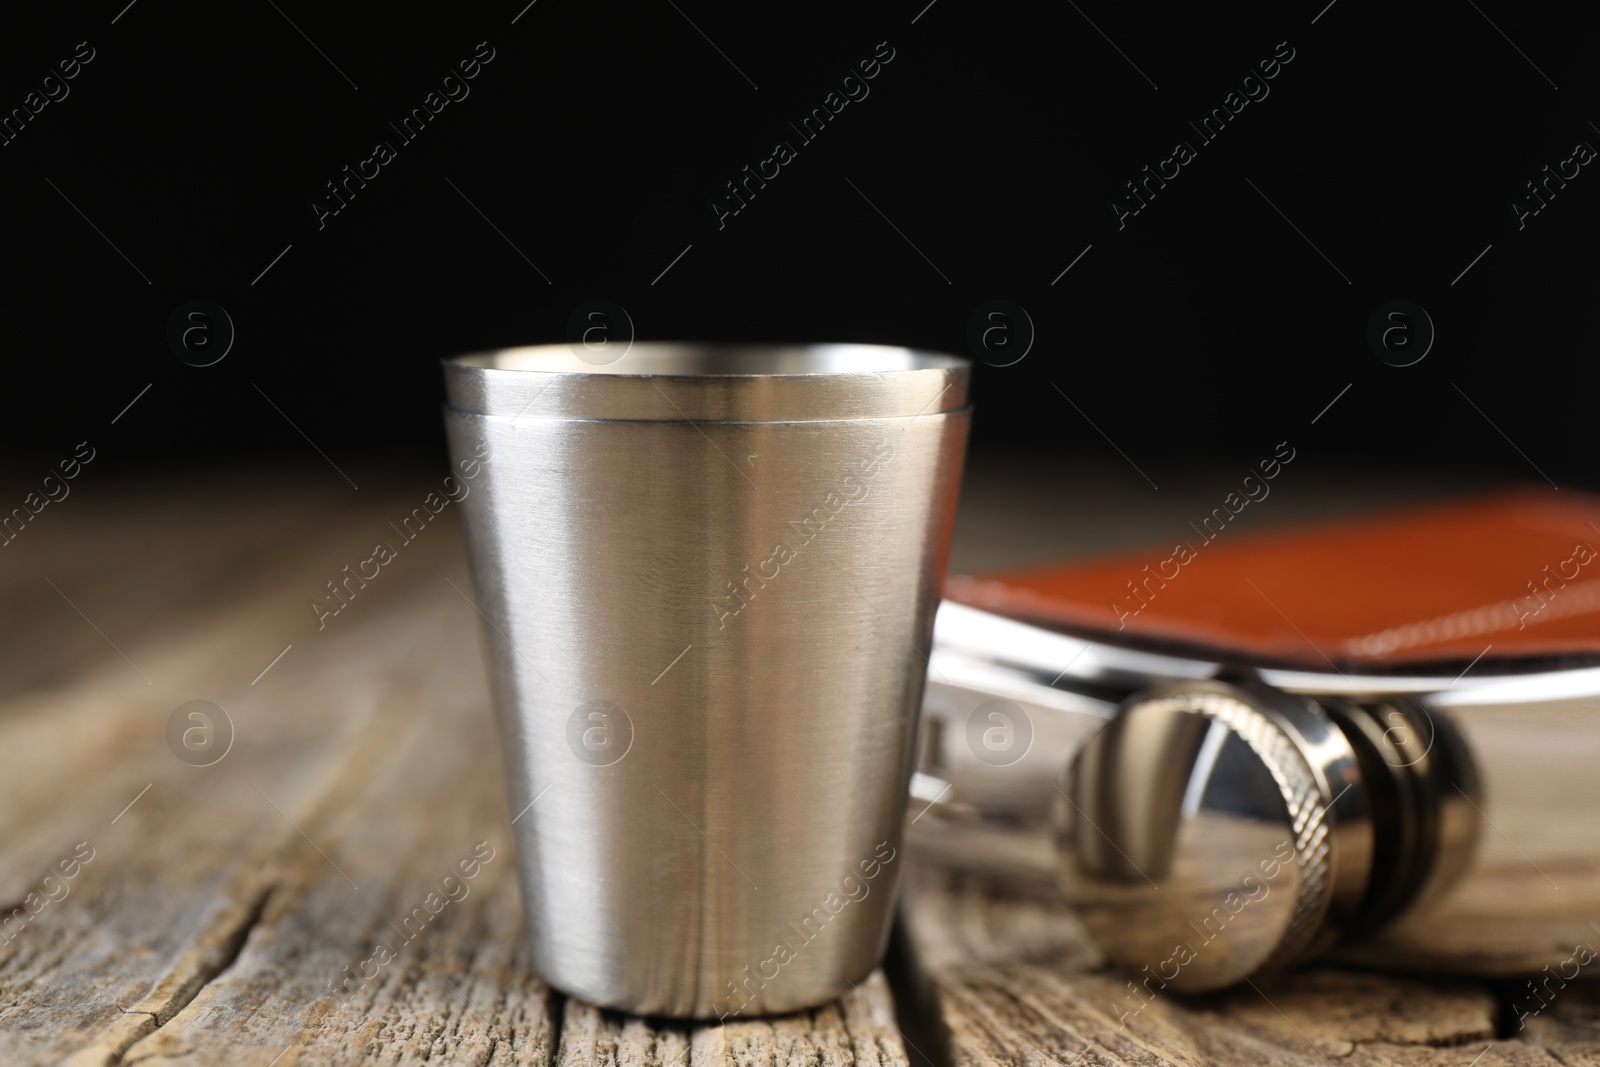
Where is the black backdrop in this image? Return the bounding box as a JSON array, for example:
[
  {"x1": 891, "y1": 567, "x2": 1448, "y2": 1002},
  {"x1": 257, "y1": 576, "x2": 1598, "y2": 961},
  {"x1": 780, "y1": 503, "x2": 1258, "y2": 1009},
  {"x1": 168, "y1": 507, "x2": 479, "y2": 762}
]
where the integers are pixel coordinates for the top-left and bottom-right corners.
[{"x1": 2, "y1": 0, "x2": 1594, "y2": 487}]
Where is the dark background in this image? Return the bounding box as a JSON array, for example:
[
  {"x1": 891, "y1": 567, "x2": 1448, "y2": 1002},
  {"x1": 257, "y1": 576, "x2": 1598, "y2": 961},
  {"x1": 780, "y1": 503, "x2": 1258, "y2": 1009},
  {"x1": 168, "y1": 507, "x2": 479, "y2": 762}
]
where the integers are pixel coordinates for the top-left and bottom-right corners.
[{"x1": 1, "y1": 0, "x2": 1593, "y2": 490}]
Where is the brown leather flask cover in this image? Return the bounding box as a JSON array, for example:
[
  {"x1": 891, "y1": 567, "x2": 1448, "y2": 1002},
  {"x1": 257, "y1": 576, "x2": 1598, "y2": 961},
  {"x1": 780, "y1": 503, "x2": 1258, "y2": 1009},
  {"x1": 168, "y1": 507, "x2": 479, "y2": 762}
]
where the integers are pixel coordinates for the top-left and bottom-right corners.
[{"x1": 946, "y1": 489, "x2": 1600, "y2": 670}]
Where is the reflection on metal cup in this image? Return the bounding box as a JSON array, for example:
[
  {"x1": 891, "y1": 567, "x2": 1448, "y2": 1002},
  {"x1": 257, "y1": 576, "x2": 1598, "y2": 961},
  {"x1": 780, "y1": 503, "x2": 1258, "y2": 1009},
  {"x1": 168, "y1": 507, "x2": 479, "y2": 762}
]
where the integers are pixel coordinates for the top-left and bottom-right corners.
[{"x1": 441, "y1": 343, "x2": 970, "y2": 1018}]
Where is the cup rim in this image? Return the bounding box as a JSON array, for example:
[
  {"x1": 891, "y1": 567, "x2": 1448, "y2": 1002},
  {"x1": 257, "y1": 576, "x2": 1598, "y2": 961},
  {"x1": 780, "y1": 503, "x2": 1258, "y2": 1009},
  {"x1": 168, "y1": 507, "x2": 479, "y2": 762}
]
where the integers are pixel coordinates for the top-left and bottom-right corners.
[
  {"x1": 444, "y1": 342, "x2": 968, "y2": 377},
  {"x1": 442, "y1": 342, "x2": 971, "y2": 422}
]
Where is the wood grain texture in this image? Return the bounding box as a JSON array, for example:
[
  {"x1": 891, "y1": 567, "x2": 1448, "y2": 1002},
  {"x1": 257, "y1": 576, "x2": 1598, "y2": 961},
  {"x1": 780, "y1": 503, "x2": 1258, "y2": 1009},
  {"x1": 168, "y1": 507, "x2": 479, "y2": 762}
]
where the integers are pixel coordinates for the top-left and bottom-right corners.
[
  {"x1": 4, "y1": 471, "x2": 1598, "y2": 1066},
  {"x1": 0, "y1": 479, "x2": 906, "y2": 1067},
  {"x1": 899, "y1": 858, "x2": 1600, "y2": 1067},
  {"x1": 555, "y1": 971, "x2": 907, "y2": 1067}
]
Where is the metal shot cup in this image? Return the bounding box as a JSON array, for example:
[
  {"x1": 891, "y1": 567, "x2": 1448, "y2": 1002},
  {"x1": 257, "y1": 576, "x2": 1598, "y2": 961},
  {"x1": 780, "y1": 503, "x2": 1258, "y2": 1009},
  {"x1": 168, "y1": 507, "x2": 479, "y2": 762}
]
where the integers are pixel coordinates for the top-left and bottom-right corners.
[{"x1": 441, "y1": 343, "x2": 970, "y2": 1018}]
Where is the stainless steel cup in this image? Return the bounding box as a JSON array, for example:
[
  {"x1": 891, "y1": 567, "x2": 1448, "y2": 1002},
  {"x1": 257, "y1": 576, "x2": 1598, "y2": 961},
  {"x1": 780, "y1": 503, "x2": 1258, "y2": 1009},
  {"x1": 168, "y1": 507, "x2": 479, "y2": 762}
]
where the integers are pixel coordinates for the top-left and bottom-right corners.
[{"x1": 441, "y1": 343, "x2": 970, "y2": 1018}]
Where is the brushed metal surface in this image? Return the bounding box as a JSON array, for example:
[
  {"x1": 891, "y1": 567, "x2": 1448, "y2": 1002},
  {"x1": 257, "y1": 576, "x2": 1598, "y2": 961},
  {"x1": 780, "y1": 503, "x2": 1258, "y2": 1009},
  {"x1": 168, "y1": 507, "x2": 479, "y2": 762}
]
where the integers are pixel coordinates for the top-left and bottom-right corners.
[{"x1": 442, "y1": 343, "x2": 969, "y2": 1018}]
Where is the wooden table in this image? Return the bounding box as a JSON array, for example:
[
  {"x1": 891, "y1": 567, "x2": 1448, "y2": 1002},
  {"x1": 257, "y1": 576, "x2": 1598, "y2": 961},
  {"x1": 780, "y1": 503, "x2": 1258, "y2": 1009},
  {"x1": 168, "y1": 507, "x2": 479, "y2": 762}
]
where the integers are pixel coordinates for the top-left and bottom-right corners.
[{"x1": 2, "y1": 460, "x2": 1591, "y2": 1066}]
